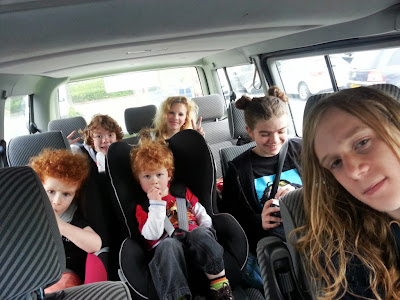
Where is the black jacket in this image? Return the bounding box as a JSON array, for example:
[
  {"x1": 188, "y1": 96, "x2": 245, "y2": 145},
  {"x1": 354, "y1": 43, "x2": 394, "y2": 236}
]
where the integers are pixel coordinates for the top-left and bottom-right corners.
[{"x1": 221, "y1": 138, "x2": 302, "y2": 252}]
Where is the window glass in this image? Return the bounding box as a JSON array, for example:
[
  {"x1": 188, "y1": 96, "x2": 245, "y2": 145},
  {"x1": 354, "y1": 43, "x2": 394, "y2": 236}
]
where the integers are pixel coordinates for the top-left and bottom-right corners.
[
  {"x1": 4, "y1": 95, "x2": 29, "y2": 142},
  {"x1": 58, "y1": 67, "x2": 203, "y2": 133},
  {"x1": 217, "y1": 64, "x2": 264, "y2": 102},
  {"x1": 274, "y1": 54, "x2": 351, "y2": 135},
  {"x1": 348, "y1": 47, "x2": 400, "y2": 88}
]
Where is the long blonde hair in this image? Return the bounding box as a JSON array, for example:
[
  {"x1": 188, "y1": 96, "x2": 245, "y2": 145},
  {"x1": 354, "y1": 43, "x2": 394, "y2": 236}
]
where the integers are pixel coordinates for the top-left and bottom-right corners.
[
  {"x1": 152, "y1": 96, "x2": 198, "y2": 139},
  {"x1": 297, "y1": 87, "x2": 400, "y2": 300}
]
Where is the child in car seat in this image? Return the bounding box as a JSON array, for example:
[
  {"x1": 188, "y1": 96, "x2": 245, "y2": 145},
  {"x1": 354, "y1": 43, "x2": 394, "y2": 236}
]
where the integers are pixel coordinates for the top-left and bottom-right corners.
[
  {"x1": 221, "y1": 86, "x2": 302, "y2": 291},
  {"x1": 30, "y1": 149, "x2": 103, "y2": 292},
  {"x1": 71, "y1": 114, "x2": 124, "y2": 172},
  {"x1": 139, "y1": 96, "x2": 204, "y2": 141},
  {"x1": 130, "y1": 139, "x2": 233, "y2": 300}
]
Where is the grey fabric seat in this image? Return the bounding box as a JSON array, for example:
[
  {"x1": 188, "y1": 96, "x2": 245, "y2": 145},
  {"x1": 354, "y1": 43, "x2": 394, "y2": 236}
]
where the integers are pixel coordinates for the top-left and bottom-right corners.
[
  {"x1": 7, "y1": 131, "x2": 70, "y2": 166},
  {"x1": 192, "y1": 94, "x2": 234, "y2": 178},
  {"x1": 123, "y1": 105, "x2": 157, "y2": 145},
  {"x1": 228, "y1": 101, "x2": 250, "y2": 143},
  {"x1": 219, "y1": 141, "x2": 256, "y2": 178},
  {"x1": 0, "y1": 166, "x2": 131, "y2": 300},
  {"x1": 48, "y1": 116, "x2": 87, "y2": 145}
]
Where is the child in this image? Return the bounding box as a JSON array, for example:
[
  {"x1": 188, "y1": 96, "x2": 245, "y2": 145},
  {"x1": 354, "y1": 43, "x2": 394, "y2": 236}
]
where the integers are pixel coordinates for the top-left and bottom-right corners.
[
  {"x1": 298, "y1": 86, "x2": 400, "y2": 299},
  {"x1": 72, "y1": 114, "x2": 124, "y2": 172},
  {"x1": 30, "y1": 149, "x2": 103, "y2": 291},
  {"x1": 222, "y1": 86, "x2": 302, "y2": 290},
  {"x1": 130, "y1": 139, "x2": 233, "y2": 300},
  {"x1": 139, "y1": 96, "x2": 204, "y2": 141}
]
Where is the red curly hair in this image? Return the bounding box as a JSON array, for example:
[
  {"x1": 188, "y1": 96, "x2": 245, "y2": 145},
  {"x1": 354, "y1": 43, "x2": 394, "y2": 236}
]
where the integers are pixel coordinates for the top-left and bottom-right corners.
[
  {"x1": 30, "y1": 149, "x2": 89, "y2": 190},
  {"x1": 130, "y1": 139, "x2": 174, "y2": 182},
  {"x1": 81, "y1": 114, "x2": 124, "y2": 147}
]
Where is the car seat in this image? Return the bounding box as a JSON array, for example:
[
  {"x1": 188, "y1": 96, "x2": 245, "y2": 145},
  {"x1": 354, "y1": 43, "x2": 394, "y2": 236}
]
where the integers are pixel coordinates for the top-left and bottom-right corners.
[
  {"x1": 106, "y1": 129, "x2": 251, "y2": 299},
  {"x1": 6, "y1": 130, "x2": 114, "y2": 281},
  {"x1": 7, "y1": 131, "x2": 70, "y2": 166},
  {"x1": 0, "y1": 166, "x2": 132, "y2": 300},
  {"x1": 219, "y1": 141, "x2": 257, "y2": 179},
  {"x1": 227, "y1": 100, "x2": 251, "y2": 145},
  {"x1": 123, "y1": 105, "x2": 157, "y2": 145},
  {"x1": 191, "y1": 94, "x2": 235, "y2": 179},
  {"x1": 48, "y1": 116, "x2": 87, "y2": 145}
]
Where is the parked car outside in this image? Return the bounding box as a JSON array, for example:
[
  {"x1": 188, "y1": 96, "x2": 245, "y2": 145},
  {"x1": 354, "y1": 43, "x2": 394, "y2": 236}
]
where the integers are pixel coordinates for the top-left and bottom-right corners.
[
  {"x1": 348, "y1": 48, "x2": 400, "y2": 88},
  {"x1": 278, "y1": 55, "x2": 350, "y2": 100}
]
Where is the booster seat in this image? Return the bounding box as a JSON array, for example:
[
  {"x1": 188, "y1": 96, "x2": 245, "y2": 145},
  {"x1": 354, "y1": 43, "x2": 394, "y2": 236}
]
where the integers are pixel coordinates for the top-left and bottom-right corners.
[{"x1": 106, "y1": 129, "x2": 249, "y2": 299}]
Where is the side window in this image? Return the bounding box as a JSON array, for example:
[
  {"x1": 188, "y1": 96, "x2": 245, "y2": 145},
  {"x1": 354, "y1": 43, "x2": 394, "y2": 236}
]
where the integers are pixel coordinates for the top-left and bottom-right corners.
[
  {"x1": 4, "y1": 95, "x2": 29, "y2": 142},
  {"x1": 217, "y1": 64, "x2": 263, "y2": 103},
  {"x1": 272, "y1": 54, "x2": 351, "y2": 135},
  {"x1": 58, "y1": 67, "x2": 203, "y2": 133},
  {"x1": 387, "y1": 49, "x2": 400, "y2": 66}
]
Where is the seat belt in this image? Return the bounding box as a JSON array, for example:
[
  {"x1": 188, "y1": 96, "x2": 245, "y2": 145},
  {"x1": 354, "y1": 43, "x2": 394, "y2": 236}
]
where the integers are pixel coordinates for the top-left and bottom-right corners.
[
  {"x1": 0, "y1": 139, "x2": 8, "y2": 168},
  {"x1": 260, "y1": 140, "x2": 289, "y2": 206},
  {"x1": 164, "y1": 183, "x2": 189, "y2": 236}
]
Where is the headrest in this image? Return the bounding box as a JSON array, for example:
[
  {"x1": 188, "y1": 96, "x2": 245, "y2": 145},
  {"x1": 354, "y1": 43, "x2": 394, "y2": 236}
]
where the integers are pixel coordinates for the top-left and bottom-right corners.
[
  {"x1": 192, "y1": 94, "x2": 225, "y2": 121},
  {"x1": 7, "y1": 131, "x2": 70, "y2": 167},
  {"x1": 48, "y1": 116, "x2": 87, "y2": 144},
  {"x1": 124, "y1": 105, "x2": 157, "y2": 134},
  {"x1": 228, "y1": 102, "x2": 249, "y2": 139},
  {"x1": 303, "y1": 84, "x2": 400, "y2": 123},
  {"x1": 0, "y1": 167, "x2": 65, "y2": 300}
]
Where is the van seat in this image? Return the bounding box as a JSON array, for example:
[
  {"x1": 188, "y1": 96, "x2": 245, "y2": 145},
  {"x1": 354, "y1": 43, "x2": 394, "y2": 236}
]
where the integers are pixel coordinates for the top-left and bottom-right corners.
[
  {"x1": 7, "y1": 131, "x2": 70, "y2": 166},
  {"x1": 48, "y1": 116, "x2": 87, "y2": 145},
  {"x1": 123, "y1": 105, "x2": 157, "y2": 145},
  {"x1": 192, "y1": 94, "x2": 234, "y2": 178}
]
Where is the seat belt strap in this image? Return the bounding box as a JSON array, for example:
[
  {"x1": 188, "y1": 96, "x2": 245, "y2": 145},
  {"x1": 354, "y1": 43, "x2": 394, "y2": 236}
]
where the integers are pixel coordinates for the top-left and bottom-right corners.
[
  {"x1": 164, "y1": 196, "x2": 190, "y2": 236},
  {"x1": 176, "y1": 197, "x2": 189, "y2": 231}
]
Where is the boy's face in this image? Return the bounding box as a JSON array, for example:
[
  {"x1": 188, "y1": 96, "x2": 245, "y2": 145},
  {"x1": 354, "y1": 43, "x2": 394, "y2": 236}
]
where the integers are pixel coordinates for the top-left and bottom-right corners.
[
  {"x1": 92, "y1": 127, "x2": 117, "y2": 155},
  {"x1": 42, "y1": 176, "x2": 79, "y2": 215},
  {"x1": 138, "y1": 167, "x2": 171, "y2": 198}
]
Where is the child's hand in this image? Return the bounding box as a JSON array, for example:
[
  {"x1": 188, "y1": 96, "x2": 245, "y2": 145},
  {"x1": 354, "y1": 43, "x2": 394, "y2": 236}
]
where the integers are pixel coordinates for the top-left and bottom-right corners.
[
  {"x1": 66, "y1": 130, "x2": 81, "y2": 144},
  {"x1": 274, "y1": 184, "x2": 295, "y2": 199},
  {"x1": 261, "y1": 199, "x2": 282, "y2": 230},
  {"x1": 53, "y1": 211, "x2": 65, "y2": 231},
  {"x1": 147, "y1": 186, "x2": 162, "y2": 201}
]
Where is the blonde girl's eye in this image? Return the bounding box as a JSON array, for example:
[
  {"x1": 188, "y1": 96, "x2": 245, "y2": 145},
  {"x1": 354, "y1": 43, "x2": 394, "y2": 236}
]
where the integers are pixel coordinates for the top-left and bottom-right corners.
[
  {"x1": 330, "y1": 158, "x2": 342, "y2": 170},
  {"x1": 355, "y1": 139, "x2": 369, "y2": 150}
]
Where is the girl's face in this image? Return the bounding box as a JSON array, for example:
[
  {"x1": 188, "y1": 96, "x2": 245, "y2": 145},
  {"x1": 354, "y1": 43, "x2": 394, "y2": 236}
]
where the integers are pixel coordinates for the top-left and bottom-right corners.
[
  {"x1": 92, "y1": 127, "x2": 117, "y2": 155},
  {"x1": 43, "y1": 176, "x2": 79, "y2": 215},
  {"x1": 166, "y1": 103, "x2": 187, "y2": 137},
  {"x1": 247, "y1": 115, "x2": 288, "y2": 157},
  {"x1": 314, "y1": 107, "x2": 400, "y2": 220}
]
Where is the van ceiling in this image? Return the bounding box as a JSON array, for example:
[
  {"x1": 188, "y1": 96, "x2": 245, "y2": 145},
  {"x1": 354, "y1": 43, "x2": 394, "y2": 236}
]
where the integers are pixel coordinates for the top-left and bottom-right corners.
[{"x1": 1, "y1": 0, "x2": 399, "y2": 79}]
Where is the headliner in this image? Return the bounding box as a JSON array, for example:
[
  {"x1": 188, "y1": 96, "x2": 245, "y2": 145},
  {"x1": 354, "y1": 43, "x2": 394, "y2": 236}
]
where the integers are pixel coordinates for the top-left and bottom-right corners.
[{"x1": 0, "y1": 0, "x2": 399, "y2": 79}]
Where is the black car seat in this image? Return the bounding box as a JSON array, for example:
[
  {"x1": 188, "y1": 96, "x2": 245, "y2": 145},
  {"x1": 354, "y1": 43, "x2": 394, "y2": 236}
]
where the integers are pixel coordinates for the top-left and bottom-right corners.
[
  {"x1": 0, "y1": 166, "x2": 132, "y2": 300},
  {"x1": 6, "y1": 131, "x2": 114, "y2": 280},
  {"x1": 106, "y1": 129, "x2": 251, "y2": 299},
  {"x1": 123, "y1": 105, "x2": 157, "y2": 145},
  {"x1": 48, "y1": 116, "x2": 87, "y2": 145}
]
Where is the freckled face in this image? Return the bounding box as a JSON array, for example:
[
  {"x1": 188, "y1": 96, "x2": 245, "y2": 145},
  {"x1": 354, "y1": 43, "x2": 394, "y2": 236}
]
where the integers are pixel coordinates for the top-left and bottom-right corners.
[
  {"x1": 314, "y1": 108, "x2": 400, "y2": 220},
  {"x1": 166, "y1": 103, "x2": 187, "y2": 137},
  {"x1": 42, "y1": 176, "x2": 79, "y2": 215},
  {"x1": 247, "y1": 115, "x2": 288, "y2": 157}
]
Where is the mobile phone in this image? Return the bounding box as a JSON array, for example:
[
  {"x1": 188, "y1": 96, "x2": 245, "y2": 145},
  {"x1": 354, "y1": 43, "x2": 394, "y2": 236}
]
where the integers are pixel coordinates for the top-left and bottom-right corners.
[{"x1": 270, "y1": 199, "x2": 281, "y2": 218}]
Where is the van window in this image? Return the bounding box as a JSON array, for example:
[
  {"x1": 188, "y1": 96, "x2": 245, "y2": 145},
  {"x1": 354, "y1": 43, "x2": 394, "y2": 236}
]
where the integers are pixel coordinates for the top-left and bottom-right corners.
[
  {"x1": 58, "y1": 67, "x2": 203, "y2": 133},
  {"x1": 348, "y1": 47, "x2": 400, "y2": 88},
  {"x1": 272, "y1": 54, "x2": 351, "y2": 135},
  {"x1": 217, "y1": 64, "x2": 263, "y2": 102},
  {"x1": 4, "y1": 95, "x2": 29, "y2": 142}
]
